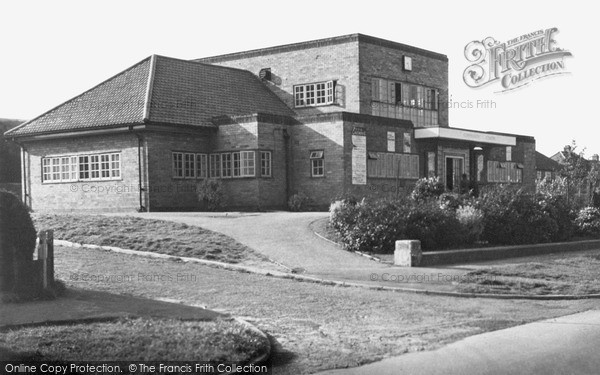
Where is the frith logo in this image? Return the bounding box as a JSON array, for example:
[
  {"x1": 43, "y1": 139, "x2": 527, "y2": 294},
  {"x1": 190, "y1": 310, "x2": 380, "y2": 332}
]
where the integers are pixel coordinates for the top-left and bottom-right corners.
[{"x1": 463, "y1": 27, "x2": 572, "y2": 92}]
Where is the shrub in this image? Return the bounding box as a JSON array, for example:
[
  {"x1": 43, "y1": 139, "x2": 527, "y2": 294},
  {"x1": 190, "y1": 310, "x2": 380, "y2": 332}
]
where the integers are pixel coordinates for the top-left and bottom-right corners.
[
  {"x1": 574, "y1": 207, "x2": 600, "y2": 236},
  {"x1": 0, "y1": 190, "x2": 37, "y2": 295},
  {"x1": 456, "y1": 205, "x2": 484, "y2": 244},
  {"x1": 330, "y1": 197, "x2": 467, "y2": 253},
  {"x1": 329, "y1": 199, "x2": 358, "y2": 237},
  {"x1": 197, "y1": 179, "x2": 224, "y2": 211},
  {"x1": 538, "y1": 194, "x2": 575, "y2": 242},
  {"x1": 404, "y1": 200, "x2": 465, "y2": 250},
  {"x1": 438, "y1": 193, "x2": 460, "y2": 211},
  {"x1": 479, "y1": 187, "x2": 557, "y2": 245},
  {"x1": 331, "y1": 192, "x2": 359, "y2": 206},
  {"x1": 288, "y1": 193, "x2": 310, "y2": 212},
  {"x1": 411, "y1": 177, "x2": 444, "y2": 202},
  {"x1": 342, "y1": 198, "x2": 410, "y2": 253}
]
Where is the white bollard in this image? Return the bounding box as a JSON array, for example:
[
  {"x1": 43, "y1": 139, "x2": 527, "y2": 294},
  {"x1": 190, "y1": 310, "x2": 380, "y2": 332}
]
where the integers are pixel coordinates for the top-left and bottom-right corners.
[{"x1": 394, "y1": 240, "x2": 422, "y2": 267}]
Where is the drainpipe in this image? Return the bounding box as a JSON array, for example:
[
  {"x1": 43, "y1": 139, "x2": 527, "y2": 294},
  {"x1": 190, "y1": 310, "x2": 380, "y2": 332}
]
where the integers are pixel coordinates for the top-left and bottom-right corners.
[
  {"x1": 283, "y1": 129, "x2": 291, "y2": 203},
  {"x1": 129, "y1": 127, "x2": 146, "y2": 212},
  {"x1": 10, "y1": 137, "x2": 28, "y2": 207}
]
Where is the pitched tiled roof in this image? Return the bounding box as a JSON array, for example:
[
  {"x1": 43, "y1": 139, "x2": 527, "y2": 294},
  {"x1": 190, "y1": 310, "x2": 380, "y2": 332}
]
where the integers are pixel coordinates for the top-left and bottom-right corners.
[
  {"x1": 7, "y1": 58, "x2": 152, "y2": 137},
  {"x1": 6, "y1": 55, "x2": 294, "y2": 137},
  {"x1": 147, "y1": 56, "x2": 295, "y2": 126},
  {"x1": 536, "y1": 151, "x2": 561, "y2": 171}
]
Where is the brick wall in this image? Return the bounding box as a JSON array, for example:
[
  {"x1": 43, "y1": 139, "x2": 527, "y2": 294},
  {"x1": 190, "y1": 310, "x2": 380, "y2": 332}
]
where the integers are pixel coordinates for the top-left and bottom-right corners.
[
  {"x1": 197, "y1": 40, "x2": 361, "y2": 115},
  {"x1": 257, "y1": 122, "x2": 288, "y2": 208},
  {"x1": 521, "y1": 139, "x2": 537, "y2": 190},
  {"x1": 359, "y1": 42, "x2": 449, "y2": 126},
  {"x1": 23, "y1": 133, "x2": 141, "y2": 212},
  {"x1": 290, "y1": 118, "x2": 345, "y2": 206},
  {"x1": 343, "y1": 117, "x2": 417, "y2": 201},
  {"x1": 290, "y1": 113, "x2": 418, "y2": 206},
  {"x1": 145, "y1": 130, "x2": 211, "y2": 211}
]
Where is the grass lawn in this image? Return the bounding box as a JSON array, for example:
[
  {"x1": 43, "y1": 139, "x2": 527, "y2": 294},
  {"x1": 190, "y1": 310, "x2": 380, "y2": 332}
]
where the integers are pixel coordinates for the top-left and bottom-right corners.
[
  {"x1": 457, "y1": 251, "x2": 600, "y2": 295},
  {"x1": 51, "y1": 245, "x2": 600, "y2": 374},
  {"x1": 32, "y1": 213, "x2": 275, "y2": 266},
  {"x1": 0, "y1": 317, "x2": 268, "y2": 363}
]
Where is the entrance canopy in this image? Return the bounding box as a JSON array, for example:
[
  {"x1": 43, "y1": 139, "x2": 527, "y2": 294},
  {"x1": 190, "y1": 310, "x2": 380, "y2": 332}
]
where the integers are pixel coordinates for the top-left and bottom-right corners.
[{"x1": 414, "y1": 127, "x2": 516, "y2": 146}]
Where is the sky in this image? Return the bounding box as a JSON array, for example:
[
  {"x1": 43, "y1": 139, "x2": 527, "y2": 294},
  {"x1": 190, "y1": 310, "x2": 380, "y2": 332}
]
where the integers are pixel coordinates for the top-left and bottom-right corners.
[{"x1": 0, "y1": 0, "x2": 597, "y2": 156}]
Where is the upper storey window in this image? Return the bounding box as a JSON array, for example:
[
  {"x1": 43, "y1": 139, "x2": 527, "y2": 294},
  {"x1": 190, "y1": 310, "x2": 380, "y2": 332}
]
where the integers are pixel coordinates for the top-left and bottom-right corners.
[
  {"x1": 372, "y1": 78, "x2": 439, "y2": 127},
  {"x1": 294, "y1": 81, "x2": 335, "y2": 108}
]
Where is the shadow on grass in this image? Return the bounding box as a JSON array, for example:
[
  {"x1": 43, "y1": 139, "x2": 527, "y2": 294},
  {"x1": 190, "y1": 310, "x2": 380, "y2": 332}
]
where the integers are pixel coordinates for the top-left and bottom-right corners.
[{"x1": 267, "y1": 333, "x2": 298, "y2": 369}]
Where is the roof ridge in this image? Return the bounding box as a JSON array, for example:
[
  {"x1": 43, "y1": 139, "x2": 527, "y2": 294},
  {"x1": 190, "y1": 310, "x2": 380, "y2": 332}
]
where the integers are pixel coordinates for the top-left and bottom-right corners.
[
  {"x1": 153, "y1": 54, "x2": 266, "y2": 76},
  {"x1": 142, "y1": 55, "x2": 158, "y2": 122},
  {"x1": 5, "y1": 56, "x2": 152, "y2": 137}
]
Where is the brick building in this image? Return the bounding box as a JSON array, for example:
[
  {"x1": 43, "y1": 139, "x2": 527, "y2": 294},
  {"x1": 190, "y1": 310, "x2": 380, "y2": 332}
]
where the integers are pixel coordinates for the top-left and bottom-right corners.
[{"x1": 4, "y1": 34, "x2": 536, "y2": 211}]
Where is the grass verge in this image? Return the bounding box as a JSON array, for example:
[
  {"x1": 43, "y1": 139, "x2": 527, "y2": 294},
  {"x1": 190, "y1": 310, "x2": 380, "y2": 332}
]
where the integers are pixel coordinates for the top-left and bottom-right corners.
[
  {"x1": 51, "y1": 245, "x2": 600, "y2": 374},
  {"x1": 0, "y1": 317, "x2": 268, "y2": 363},
  {"x1": 32, "y1": 214, "x2": 270, "y2": 265},
  {"x1": 457, "y1": 252, "x2": 600, "y2": 295}
]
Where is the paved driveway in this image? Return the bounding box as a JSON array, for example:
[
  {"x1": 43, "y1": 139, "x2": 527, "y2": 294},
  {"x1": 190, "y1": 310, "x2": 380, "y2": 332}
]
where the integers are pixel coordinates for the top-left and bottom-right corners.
[
  {"x1": 114, "y1": 211, "x2": 468, "y2": 290},
  {"x1": 317, "y1": 309, "x2": 600, "y2": 375}
]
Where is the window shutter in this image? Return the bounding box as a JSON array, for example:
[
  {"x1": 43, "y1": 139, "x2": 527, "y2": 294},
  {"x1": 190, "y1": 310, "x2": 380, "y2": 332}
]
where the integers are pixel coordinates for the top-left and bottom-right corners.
[
  {"x1": 372, "y1": 79, "x2": 380, "y2": 101},
  {"x1": 326, "y1": 81, "x2": 335, "y2": 104},
  {"x1": 385, "y1": 153, "x2": 394, "y2": 177}
]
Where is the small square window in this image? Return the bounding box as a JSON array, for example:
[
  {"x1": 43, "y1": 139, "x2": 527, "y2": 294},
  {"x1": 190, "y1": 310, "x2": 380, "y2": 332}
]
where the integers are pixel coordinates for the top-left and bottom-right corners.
[{"x1": 310, "y1": 151, "x2": 324, "y2": 159}]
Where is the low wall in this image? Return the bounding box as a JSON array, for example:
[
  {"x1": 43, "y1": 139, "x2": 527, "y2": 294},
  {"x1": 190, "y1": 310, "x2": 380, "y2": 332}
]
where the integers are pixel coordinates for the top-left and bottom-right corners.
[{"x1": 420, "y1": 239, "x2": 600, "y2": 266}]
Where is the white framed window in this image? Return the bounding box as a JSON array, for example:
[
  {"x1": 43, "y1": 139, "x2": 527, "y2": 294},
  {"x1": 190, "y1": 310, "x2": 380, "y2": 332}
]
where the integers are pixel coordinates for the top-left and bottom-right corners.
[
  {"x1": 241, "y1": 151, "x2": 255, "y2": 177},
  {"x1": 183, "y1": 153, "x2": 196, "y2": 178},
  {"x1": 210, "y1": 154, "x2": 221, "y2": 178},
  {"x1": 261, "y1": 151, "x2": 272, "y2": 177},
  {"x1": 221, "y1": 153, "x2": 232, "y2": 178},
  {"x1": 232, "y1": 152, "x2": 241, "y2": 177},
  {"x1": 310, "y1": 150, "x2": 324, "y2": 177},
  {"x1": 79, "y1": 156, "x2": 90, "y2": 180},
  {"x1": 90, "y1": 155, "x2": 100, "y2": 179},
  {"x1": 294, "y1": 81, "x2": 335, "y2": 108},
  {"x1": 172, "y1": 152, "x2": 184, "y2": 178},
  {"x1": 43, "y1": 152, "x2": 120, "y2": 183},
  {"x1": 196, "y1": 154, "x2": 208, "y2": 179},
  {"x1": 110, "y1": 154, "x2": 120, "y2": 178}
]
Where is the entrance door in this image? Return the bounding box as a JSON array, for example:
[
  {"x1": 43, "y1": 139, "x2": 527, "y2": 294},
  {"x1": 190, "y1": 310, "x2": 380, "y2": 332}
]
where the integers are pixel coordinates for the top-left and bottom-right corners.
[{"x1": 445, "y1": 157, "x2": 464, "y2": 192}]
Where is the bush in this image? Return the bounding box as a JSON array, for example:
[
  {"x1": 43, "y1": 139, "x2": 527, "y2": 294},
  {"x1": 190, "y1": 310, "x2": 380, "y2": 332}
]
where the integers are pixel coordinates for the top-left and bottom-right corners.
[
  {"x1": 479, "y1": 187, "x2": 557, "y2": 245},
  {"x1": 341, "y1": 198, "x2": 410, "y2": 253},
  {"x1": 538, "y1": 194, "x2": 575, "y2": 241},
  {"x1": 329, "y1": 199, "x2": 358, "y2": 238},
  {"x1": 288, "y1": 193, "x2": 310, "y2": 212},
  {"x1": 411, "y1": 177, "x2": 444, "y2": 202},
  {"x1": 574, "y1": 207, "x2": 600, "y2": 235},
  {"x1": 197, "y1": 179, "x2": 224, "y2": 211},
  {"x1": 330, "y1": 197, "x2": 467, "y2": 253},
  {"x1": 404, "y1": 200, "x2": 465, "y2": 250},
  {"x1": 0, "y1": 190, "x2": 37, "y2": 295},
  {"x1": 456, "y1": 205, "x2": 484, "y2": 244}
]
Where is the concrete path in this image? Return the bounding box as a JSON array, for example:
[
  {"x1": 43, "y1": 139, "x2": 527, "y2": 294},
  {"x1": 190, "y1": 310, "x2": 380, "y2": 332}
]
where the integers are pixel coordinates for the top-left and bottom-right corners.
[
  {"x1": 317, "y1": 309, "x2": 600, "y2": 375},
  {"x1": 116, "y1": 212, "x2": 470, "y2": 291}
]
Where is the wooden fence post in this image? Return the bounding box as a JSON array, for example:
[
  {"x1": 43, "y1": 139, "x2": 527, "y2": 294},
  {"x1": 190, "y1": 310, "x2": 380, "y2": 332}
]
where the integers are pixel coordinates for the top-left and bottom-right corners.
[{"x1": 37, "y1": 230, "x2": 54, "y2": 289}]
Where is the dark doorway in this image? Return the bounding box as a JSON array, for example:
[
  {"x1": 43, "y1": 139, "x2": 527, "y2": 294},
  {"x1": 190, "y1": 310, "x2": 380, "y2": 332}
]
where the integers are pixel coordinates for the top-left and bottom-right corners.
[{"x1": 445, "y1": 157, "x2": 463, "y2": 192}]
